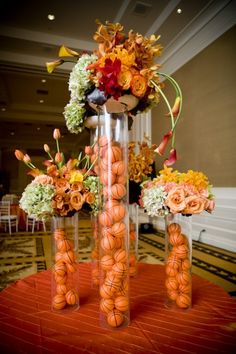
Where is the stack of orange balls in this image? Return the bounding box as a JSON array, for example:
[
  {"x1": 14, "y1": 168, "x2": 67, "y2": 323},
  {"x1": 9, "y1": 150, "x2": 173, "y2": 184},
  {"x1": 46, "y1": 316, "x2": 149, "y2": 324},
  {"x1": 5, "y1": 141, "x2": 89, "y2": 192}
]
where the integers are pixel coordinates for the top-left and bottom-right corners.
[
  {"x1": 52, "y1": 228, "x2": 79, "y2": 310},
  {"x1": 165, "y1": 222, "x2": 191, "y2": 309},
  {"x1": 96, "y1": 135, "x2": 130, "y2": 328},
  {"x1": 91, "y1": 217, "x2": 100, "y2": 287},
  {"x1": 129, "y1": 222, "x2": 138, "y2": 277}
]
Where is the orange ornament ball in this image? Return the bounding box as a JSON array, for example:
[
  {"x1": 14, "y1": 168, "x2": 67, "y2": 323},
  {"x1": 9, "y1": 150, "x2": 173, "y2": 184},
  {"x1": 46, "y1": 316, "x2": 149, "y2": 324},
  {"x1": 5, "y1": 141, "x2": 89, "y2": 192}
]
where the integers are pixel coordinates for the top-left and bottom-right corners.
[
  {"x1": 100, "y1": 171, "x2": 116, "y2": 186},
  {"x1": 98, "y1": 135, "x2": 110, "y2": 147},
  {"x1": 66, "y1": 262, "x2": 77, "y2": 273},
  {"x1": 167, "y1": 289, "x2": 179, "y2": 301},
  {"x1": 112, "y1": 161, "x2": 126, "y2": 176},
  {"x1": 129, "y1": 254, "x2": 137, "y2": 266},
  {"x1": 105, "y1": 273, "x2": 121, "y2": 291},
  {"x1": 114, "y1": 295, "x2": 129, "y2": 312},
  {"x1": 63, "y1": 250, "x2": 75, "y2": 264},
  {"x1": 166, "y1": 255, "x2": 181, "y2": 270},
  {"x1": 65, "y1": 289, "x2": 79, "y2": 305},
  {"x1": 181, "y1": 258, "x2": 191, "y2": 271},
  {"x1": 176, "y1": 271, "x2": 191, "y2": 286},
  {"x1": 101, "y1": 235, "x2": 117, "y2": 252},
  {"x1": 107, "y1": 309, "x2": 124, "y2": 328},
  {"x1": 52, "y1": 294, "x2": 66, "y2": 310},
  {"x1": 129, "y1": 266, "x2": 137, "y2": 276},
  {"x1": 111, "y1": 183, "x2": 126, "y2": 200},
  {"x1": 173, "y1": 244, "x2": 189, "y2": 259},
  {"x1": 56, "y1": 284, "x2": 68, "y2": 295},
  {"x1": 110, "y1": 205, "x2": 126, "y2": 223},
  {"x1": 100, "y1": 283, "x2": 116, "y2": 299},
  {"x1": 116, "y1": 175, "x2": 126, "y2": 185},
  {"x1": 92, "y1": 267, "x2": 100, "y2": 286},
  {"x1": 176, "y1": 293, "x2": 191, "y2": 309},
  {"x1": 54, "y1": 263, "x2": 67, "y2": 277},
  {"x1": 99, "y1": 211, "x2": 113, "y2": 227},
  {"x1": 167, "y1": 223, "x2": 181, "y2": 235},
  {"x1": 115, "y1": 237, "x2": 123, "y2": 249},
  {"x1": 100, "y1": 298, "x2": 115, "y2": 314},
  {"x1": 54, "y1": 229, "x2": 66, "y2": 241},
  {"x1": 111, "y1": 222, "x2": 126, "y2": 238},
  {"x1": 179, "y1": 283, "x2": 191, "y2": 294},
  {"x1": 113, "y1": 249, "x2": 127, "y2": 263},
  {"x1": 57, "y1": 239, "x2": 73, "y2": 253},
  {"x1": 117, "y1": 280, "x2": 128, "y2": 296},
  {"x1": 101, "y1": 226, "x2": 113, "y2": 238},
  {"x1": 130, "y1": 230, "x2": 136, "y2": 241},
  {"x1": 55, "y1": 252, "x2": 64, "y2": 264},
  {"x1": 165, "y1": 264, "x2": 178, "y2": 277},
  {"x1": 91, "y1": 249, "x2": 99, "y2": 260},
  {"x1": 112, "y1": 262, "x2": 127, "y2": 278},
  {"x1": 169, "y1": 232, "x2": 185, "y2": 246},
  {"x1": 105, "y1": 146, "x2": 122, "y2": 163},
  {"x1": 105, "y1": 199, "x2": 120, "y2": 210},
  {"x1": 165, "y1": 277, "x2": 179, "y2": 291},
  {"x1": 100, "y1": 255, "x2": 115, "y2": 271}
]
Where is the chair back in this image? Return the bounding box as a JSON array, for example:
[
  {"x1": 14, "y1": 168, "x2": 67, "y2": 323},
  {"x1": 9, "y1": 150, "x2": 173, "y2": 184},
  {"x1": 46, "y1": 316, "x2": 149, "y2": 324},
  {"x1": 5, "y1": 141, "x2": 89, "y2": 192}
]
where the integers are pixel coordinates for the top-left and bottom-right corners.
[{"x1": 0, "y1": 201, "x2": 11, "y2": 216}]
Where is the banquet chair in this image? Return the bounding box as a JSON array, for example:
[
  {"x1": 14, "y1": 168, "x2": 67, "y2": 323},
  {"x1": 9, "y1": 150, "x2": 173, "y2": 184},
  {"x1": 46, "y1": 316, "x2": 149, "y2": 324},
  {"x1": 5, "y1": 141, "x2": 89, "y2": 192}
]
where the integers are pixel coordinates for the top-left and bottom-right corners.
[
  {"x1": 0, "y1": 201, "x2": 18, "y2": 234},
  {"x1": 26, "y1": 215, "x2": 46, "y2": 233}
]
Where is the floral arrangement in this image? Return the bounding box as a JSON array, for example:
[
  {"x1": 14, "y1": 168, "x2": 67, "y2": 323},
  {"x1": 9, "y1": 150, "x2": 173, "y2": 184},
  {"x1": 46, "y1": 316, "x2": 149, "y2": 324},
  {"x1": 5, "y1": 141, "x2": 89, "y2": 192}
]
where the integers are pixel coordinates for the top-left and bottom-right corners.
[
  {"x1": 46, "y1": 20, "x2": 183, "y2": 165},
  {"x1": 140, "y1": 165, "x2": 215, "y2": 217},
  {"x1": 15, "y1": 129, "x2": 99, "y2": 220},
  {"x1": 128, "y1": 138, "x2": 157, "y2": 184}
]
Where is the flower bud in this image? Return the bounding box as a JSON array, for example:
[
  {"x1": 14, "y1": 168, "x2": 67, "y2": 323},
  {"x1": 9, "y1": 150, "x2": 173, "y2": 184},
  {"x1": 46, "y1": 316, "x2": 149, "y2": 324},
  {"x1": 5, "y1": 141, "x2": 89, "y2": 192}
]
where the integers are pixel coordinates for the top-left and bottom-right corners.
[
  {"x1": 23, "y1": 154, "x2": 31, "y2": 164},
  {"x1": 53, "y1": 129, "x2": 61, "y2": 140},
  {"x1": 55, "y1": 152, "x2": 62, "y2": 163},
  {"x1": 15, "y1": 149, "x2": 24, "y2": 161},
  {"x1": 85, "y1": 146, "x2": 93, "y2": 155},
  {"x1": 44, "y1": 144, "x2": 50, "y2": 153}
]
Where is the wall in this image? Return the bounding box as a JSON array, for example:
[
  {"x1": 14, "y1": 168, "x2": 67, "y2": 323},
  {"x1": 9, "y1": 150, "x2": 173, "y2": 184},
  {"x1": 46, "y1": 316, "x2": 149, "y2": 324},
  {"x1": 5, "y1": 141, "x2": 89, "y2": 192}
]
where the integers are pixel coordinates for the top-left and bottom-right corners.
[{"x1": 152, "y1": 25, "x2": 236, "y2": 187}]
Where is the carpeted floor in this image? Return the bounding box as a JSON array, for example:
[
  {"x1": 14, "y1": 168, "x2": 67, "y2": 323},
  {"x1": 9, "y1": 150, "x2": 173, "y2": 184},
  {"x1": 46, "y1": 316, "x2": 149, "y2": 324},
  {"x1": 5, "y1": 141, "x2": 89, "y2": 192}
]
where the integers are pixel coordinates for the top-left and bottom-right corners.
[{"x1": 0, "y1": 217, "x2": 236, "y2": 297}]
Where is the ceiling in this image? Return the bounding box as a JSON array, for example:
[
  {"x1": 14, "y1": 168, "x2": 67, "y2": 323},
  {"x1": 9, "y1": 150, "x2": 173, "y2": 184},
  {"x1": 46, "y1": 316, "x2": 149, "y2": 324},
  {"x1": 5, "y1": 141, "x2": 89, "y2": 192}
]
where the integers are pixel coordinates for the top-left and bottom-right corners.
[{"x1": 0, "y1": 0, "x2": 235, "y2": 152}]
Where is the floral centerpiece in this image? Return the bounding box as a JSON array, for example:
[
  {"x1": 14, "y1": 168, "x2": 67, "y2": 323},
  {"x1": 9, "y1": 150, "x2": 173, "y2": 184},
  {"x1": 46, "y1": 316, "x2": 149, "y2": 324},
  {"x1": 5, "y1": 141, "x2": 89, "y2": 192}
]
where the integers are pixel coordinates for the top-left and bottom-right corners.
[
  {"x1": 46, "y1": 20, "x2": 182, "y2": 165},
  {"x1": 15, "y1": 128, "x2": 98, "y2": 220},
  {"x1": 140, "y1": 165, "x2": 215, "y2": 217}
]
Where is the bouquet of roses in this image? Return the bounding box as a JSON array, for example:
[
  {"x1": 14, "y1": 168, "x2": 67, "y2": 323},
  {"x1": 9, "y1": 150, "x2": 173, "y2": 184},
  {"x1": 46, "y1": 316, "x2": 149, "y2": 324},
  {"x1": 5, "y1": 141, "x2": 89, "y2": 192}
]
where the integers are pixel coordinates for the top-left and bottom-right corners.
[
  {"x1": 140, "y1": 165, "x2": 215, "y2": 217},
  {"x1": 15, "y1": 129, "x2": 99, "y2": 220}
]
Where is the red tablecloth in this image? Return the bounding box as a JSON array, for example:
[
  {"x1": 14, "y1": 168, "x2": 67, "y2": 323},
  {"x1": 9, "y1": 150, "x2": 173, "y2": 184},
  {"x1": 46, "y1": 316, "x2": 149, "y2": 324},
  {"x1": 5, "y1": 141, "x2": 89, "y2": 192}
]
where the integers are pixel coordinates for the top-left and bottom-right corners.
[{"x1": 0, "y1": 263, "x2": 235, "y2": 354}]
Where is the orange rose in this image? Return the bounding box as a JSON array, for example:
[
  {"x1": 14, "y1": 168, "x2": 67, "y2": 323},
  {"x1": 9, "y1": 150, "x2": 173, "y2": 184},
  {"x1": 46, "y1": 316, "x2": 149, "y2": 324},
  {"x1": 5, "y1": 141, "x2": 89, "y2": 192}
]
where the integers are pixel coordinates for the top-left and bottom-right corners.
[
  {"x1": 182, "y1": 196, "x2": 207, "y2": 214},
  {"x1": 85, "y1": 192, "x2": 95, "y2": 205},
  {"x1": 71, "y1": 182, "x2": 83, "y2": 192},
  {"x1": 117, "y1": 69, "x2": 132, "y2": 90},
  {"x1": 165, "y1": 187, "x2": 186, "y2": 213},
  {"x1": 70, "y1": 191, "x2": 84, "y2": 210},
  {"x1": 52, "y1": 192, "x2": 65, "y2": 209},
  {"x1": 130, "y1": 75, "x2": 147, "y2": 97},
  {"x1": 54, "y1": 178, "x2": 70, "y2": 193}
]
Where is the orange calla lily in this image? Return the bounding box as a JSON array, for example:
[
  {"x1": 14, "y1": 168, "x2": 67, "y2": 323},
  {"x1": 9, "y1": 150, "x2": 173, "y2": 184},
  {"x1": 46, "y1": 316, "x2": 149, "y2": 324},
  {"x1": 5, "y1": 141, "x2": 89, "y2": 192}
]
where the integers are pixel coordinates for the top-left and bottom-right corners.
[
  {"x1": 166, "y1": 96, "x2": 181, "y2": 117},
  {"x1": 154, "y1": 131, "x2": 172, "y2": 156},
  {"x1": 46, "y1": 59, "x2": 64, "y2": 73},
  {"x1": 58, "y1": 45, "x2": 80, "y2": 57}
]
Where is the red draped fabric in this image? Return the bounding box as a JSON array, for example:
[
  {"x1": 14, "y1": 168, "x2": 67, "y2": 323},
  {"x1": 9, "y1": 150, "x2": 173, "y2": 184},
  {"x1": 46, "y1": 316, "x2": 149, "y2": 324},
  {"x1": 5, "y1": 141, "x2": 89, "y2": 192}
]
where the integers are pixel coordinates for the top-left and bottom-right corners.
[{"x1": 0, "y1": 263, "x2": 235, "y2": 354}]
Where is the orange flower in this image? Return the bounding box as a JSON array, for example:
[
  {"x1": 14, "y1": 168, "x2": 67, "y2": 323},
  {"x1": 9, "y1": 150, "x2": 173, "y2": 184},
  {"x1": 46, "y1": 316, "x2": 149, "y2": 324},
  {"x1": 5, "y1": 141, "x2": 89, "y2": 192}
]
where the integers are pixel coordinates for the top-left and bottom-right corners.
[
  {"x1": 182, "y1": 196, "x2": 206, "y2": 214},
  {"x1": 165, "y1": 187, "x2": 186, "y2": 214},
  {"x1": 71, "y1": 182, "x2": 83, "y2": 192},
  {"x1": 15, "y1": 149, "x2": 24, "y2": 161},
  {"x1": 54, "y1": 178, "x2": 70, "y2": 193},
  {"x1": 130, "y1": 75, "x2": 147, "y2": 97},
  {"x1": 47, "y1": 165, "x2": 59, "y2": 177},
  {"x1": 55, "y1": 152, "x2": 62, "y2": 163},
  {"x1": 34, "y1": 175, "x2": 54, "y2": 185},
  {"x1": 59, "y1": 45, "x2": 79, "y2": 57},
  {"x1": 154, "y1": 131, "x2": 172, "y2": 156},
  {"x1": 70, "y1": 191, "x2": 84, "y2": 210},
  {"x1": 85, "y1": 192, "x2": 95, "y2": 205},
  {"x1": 117, "y1": 68, "x2": 132, "y2": 90},
  {"x1": 165, "y1": 96, "x2": 181, "y2": 118},
  {"x1": 52, "y1": 192, "x2": 65, "y2": 209}
]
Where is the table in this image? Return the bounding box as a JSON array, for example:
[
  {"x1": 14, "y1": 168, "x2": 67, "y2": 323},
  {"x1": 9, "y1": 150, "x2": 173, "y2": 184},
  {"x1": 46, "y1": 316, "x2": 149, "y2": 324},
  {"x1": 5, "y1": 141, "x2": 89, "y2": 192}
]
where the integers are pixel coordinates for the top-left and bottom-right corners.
[{"x1": 0, "y1": 263, "x2": 235, "y2": 354}]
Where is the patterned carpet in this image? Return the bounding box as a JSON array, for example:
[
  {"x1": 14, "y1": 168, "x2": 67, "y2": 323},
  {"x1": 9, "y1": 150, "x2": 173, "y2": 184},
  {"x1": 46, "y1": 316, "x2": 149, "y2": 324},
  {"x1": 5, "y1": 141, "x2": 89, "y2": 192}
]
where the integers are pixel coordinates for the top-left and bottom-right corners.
[{"x1": 0, "y1": 217, "x2": 236, "y2": 297}]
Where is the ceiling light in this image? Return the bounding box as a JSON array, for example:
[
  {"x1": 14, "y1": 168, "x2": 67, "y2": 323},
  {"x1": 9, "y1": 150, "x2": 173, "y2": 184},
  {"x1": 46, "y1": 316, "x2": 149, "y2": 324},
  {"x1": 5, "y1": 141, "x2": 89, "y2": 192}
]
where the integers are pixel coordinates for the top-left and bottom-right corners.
[
  {"x1": 39, "y1": 99, "x2": 44, "y2": 103},
  {"x1": 37, "y1": 127, "x2": 41, "y2": 131},
  {"x1": 10, "y1": 131, "x2": 15, "y2": 136},
  {"x1": 177, "y1": 8, "x2": 182, "y2": 14},
  {"x1": 41, "y1": 79, "x2": 46, "y2": 83},
  {"x1": 48, "y1": 14, "x2": 55, "y2": 21},
  {"x1": 1, "y1": 107, "x2": 6, "y2": 111}
]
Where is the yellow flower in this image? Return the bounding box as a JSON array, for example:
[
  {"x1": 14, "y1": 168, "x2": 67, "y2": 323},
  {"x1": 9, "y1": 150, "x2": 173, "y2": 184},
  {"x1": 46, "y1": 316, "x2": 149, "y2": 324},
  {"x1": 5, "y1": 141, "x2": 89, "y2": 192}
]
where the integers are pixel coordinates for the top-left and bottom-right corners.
[
  {"x1": 157, "y1": 165, "x2": 179, "y2": 183},
  {"x1": 58, "y1": 45, "x2": 79, "y2": 57},
  {"x1": 117, "y1": 67, "x2": 132, "y2": 90},
  {"x1": 130, "y1": 75, "x2": 147, "y2": 97},
  {"x1": 179, "y1": 170, "x2": 209, "y2": 191},
  {"x1": 46, "y1": 59, "x2": 64, "y2": 73},
  {"x1": 69, "y1": 171, "x2": 84, "y2": 184}
]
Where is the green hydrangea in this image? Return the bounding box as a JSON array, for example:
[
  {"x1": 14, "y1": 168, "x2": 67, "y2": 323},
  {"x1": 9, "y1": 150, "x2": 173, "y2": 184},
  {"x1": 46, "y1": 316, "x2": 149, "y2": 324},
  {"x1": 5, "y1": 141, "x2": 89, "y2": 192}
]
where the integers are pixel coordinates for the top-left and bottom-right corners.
[
  {"x1": 83, "y1": 176, "x2": 99, "y2": 215},
  {"x1": 63, "y1": 101, "x2": 86, "y2": 134},
  {"x1": 19, "y1": 181, "x2": 55, "y2": 221}
]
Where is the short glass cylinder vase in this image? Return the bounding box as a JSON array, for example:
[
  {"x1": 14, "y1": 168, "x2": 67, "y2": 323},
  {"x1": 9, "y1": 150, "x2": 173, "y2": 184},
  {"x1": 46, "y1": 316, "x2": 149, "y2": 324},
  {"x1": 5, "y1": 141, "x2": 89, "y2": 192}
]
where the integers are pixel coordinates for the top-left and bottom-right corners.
[
  {"x1": 165, "y1": 213, "x2": 192, "y2": 310},
  {"x1": 90, "y1": 214, "x2": 100, "y2": 287},
  {"x1": 97, "y1": 103, "x2": 130, "y2": 330},
  {"x1": 51, "y1": 213, "x2": 80, "y2": 312}
]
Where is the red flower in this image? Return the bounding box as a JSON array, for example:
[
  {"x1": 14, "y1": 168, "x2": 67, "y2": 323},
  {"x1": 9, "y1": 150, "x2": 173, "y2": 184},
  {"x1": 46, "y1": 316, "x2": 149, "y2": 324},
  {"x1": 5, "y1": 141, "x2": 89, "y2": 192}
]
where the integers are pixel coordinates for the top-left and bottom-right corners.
[
  {"x1": 97, "y1": 58, "x2": 123, "y2": 99},
  {"x1": 164, "y1": 148, "x2": 177, "y2": 166}
]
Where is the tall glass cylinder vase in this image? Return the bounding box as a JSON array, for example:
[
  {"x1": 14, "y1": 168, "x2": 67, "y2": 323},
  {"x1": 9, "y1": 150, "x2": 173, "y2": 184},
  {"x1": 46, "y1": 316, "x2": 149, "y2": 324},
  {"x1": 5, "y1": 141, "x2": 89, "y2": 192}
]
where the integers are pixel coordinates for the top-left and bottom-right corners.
[
  {"x1": 97, "y1": 102, "x2": 130, "y2": 329},
  {"x1": 129, "y1": 203, "x2": 139, "y2": 277},
  {"x1": 51, "y1": 213, "x2": 80, "y2": 311},
  {"x1": 165, "y1": 213, "x2": 192, "y2": 310}
]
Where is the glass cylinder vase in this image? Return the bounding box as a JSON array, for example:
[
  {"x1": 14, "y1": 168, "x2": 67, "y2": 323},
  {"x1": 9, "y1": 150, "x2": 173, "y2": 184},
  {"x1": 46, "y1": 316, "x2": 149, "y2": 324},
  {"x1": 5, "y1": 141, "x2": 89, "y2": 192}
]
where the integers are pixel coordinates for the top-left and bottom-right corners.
[
  {"x1": 97, "y1": 102, "x2": 130, "y2": 329},
  {"x1": 165, "y1": 213, "x2": 192, "y2": 310},
  {"x1": 129, "y1": 203, "x2": 139, "y2": 277},
  {"x1": 51, "y1": 213, "x2": 80, "y2": 311}
]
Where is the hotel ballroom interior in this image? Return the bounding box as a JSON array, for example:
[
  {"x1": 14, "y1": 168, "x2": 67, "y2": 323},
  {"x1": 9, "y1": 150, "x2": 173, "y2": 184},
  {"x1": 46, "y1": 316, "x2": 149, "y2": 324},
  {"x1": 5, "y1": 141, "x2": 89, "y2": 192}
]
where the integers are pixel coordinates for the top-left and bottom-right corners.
[{"x1": 0, "y1": 1, "x2": 236, "y2": 353}]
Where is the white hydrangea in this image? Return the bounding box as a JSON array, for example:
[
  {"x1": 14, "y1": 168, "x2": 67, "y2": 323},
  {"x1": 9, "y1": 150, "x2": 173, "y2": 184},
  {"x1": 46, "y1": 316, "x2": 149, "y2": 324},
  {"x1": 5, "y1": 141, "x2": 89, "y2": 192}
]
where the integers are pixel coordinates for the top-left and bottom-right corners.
[
  {"x1": 20, "y1": 181, "x2": 55, "y2": 221},
  {"x1": 68, "y1": 53, "x2": 98, "y2": 102},
  {"x1": 142, "y1": 186, "x2": 168, "y2": 217}
]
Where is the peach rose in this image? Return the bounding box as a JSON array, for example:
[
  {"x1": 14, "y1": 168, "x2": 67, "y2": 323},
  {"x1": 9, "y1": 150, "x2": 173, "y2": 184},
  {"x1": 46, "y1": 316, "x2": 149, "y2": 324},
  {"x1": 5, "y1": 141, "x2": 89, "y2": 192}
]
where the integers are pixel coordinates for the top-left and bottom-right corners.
[
  {"x1": 165, "y1": 187, "x2": 186, "y2": 213},
  {"x1": 182, "y1": 196, "x2": 206, "y2": 214},
  {"x1": 54, "y1": 178, "x2": 70, "y2": 193},
  {"x1": 71, "y1": 182, "x2": 83, "y2": 192},
  {"x1": 130, "y1": 75, "x2": 147, "y2": 97},
  {"x1": 205, "y1": 199, "x2": 215, "y2": 213},
  {"x1": 52, "y1": 192, "x2": 65, "y2": 209},
  {"x1": 34, "y1": 174, "x2": 54, "y2": 185},
  {"x1": 70, "y1": 191, "x2": 84, "y2": 211},
  {"x1": 85, "y1": 192, "x2": 95, "y2": 205}
]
